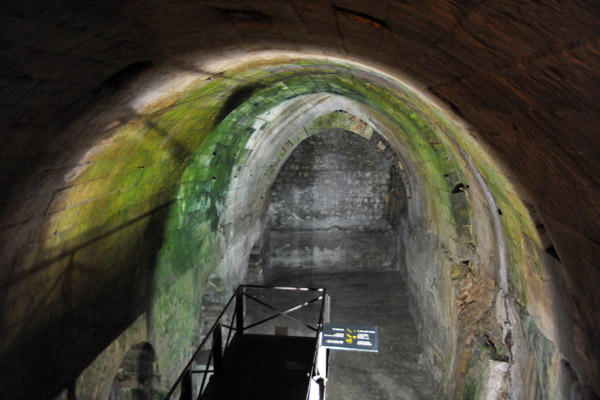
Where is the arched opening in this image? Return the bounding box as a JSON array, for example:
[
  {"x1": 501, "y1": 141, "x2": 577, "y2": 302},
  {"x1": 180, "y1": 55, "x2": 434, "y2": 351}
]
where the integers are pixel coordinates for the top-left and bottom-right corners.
[
  {"x1": 194, "y1": 89, "x2": 500, "y2": 397},
  {"x1": 3, "y1": 52, "x2": 595, "y2": 399},
  {"x1": 268, "y1": 127, "x2": 406, "y2": 273},
  {"x1": 263, "y1": 127, "x2": 434, "y2": 397},
  {"x1": 108, "y1": 342, "x2": 158, "y2": 400}
]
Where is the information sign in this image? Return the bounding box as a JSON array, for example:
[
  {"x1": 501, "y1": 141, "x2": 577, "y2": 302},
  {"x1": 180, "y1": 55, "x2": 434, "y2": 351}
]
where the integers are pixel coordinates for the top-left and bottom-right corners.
[{"x1": 321, "y1": 323, "x2": 378, "y2": 352}]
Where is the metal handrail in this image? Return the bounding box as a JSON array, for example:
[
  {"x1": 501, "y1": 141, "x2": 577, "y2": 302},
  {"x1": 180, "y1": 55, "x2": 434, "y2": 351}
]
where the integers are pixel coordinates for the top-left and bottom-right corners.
[
  {"x1": 163, "y1": 286, "x2": 241, "y2": 399},
  {"x1": 243, "y1": 292, "x2": 324, "y2": 331},
  {"x1": 164, "y1": 284, "x2": 327, "y2": 400},
  {"x1": 306, "y1": 292, "x2": 328, "y2": 400}
]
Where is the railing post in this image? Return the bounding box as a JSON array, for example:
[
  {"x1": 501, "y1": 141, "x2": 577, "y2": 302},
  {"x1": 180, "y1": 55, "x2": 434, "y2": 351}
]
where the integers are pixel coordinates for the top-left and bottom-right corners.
[
  {"x1": 179, "y1": 368, "x2": 192, "y2": 400},
  {"x1": 236, "y1": 288, "x2": 244, "y2": 334},
  {"x1": 213, "y1": 319, "x2": 223, "y2": 376},
  {"x1": 323, "y1": 294, "x2": 331, "y2": 324}
]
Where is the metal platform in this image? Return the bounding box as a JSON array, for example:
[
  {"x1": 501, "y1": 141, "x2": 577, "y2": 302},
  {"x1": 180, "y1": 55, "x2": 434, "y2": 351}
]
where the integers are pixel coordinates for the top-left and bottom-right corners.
[
  {"x1": 200, "y1": 333, "x2": 316, "y2": 399},
  {"x1": 164, "y1": 285, "x2": 330, "y2": 400}
]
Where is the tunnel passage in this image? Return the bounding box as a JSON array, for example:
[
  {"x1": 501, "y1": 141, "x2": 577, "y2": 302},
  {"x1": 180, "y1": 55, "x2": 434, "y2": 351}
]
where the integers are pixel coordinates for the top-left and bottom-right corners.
[
  {"x1": 222, "y1": 92, "x2": 487, "y2": 398},
  {"x1": 263, "y1": 126, "x2": 435, "y2": 398},
  {"x1": 1, "y1": 1, "x2": 600, "y2": 399},
  {"x1": 1, "y1": 54, "x2": 597, "y2": 400},
  {"x1": 269, "y1": 128, "x2": 406, "y2": 273}
]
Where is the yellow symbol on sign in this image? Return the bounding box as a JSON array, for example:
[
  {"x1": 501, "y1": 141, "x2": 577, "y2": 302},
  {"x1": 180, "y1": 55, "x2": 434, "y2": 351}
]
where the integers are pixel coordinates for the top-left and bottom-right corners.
[{"x1": 345, "y1": 329, "x2": 357, "y2": 344}]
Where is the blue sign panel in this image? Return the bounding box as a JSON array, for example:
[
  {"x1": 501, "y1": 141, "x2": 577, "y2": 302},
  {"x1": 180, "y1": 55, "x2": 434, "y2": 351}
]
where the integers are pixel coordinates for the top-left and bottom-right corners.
[{"x1": 321, "y1": 323, "x2": 378, "y2": 352}]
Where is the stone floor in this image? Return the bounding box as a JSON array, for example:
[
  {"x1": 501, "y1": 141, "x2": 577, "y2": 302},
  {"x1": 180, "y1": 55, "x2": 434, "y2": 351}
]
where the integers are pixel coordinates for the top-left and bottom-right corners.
[{"x1": 267, "y1": 270, "x2": 435, "y2": 400}]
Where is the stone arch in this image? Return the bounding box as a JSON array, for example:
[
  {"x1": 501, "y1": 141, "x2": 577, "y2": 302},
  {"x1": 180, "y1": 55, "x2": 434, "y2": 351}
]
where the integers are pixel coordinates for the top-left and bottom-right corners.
[
  {"x1": 108, "y1": 342, "x2": 158, "y2": 400},
  {"x1": 7, "y1": 57, "x2": 569, "y2": 398},
  {"x1": 222, "y1": 94, "x2": 422, "y2": 233},
  {"x1": 192, "y1": 88, "x2": 497, "y2": 391}
]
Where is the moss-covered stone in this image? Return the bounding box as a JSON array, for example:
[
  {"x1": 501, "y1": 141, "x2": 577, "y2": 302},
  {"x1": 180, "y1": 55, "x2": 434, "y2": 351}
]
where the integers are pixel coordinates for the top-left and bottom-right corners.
[{"x1": 22, "y1": 57, "x2": 549, "y2": 398}]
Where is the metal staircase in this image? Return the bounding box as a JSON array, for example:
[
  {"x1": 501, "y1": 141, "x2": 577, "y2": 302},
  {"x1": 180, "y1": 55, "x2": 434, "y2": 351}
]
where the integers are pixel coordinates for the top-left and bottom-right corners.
[{"x1": 164, "y1": 285, "x2": 330, "y2": 400}]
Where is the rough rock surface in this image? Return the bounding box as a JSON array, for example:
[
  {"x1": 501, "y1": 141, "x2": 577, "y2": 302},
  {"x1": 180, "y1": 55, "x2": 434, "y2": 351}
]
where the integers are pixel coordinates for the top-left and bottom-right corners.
[
  {"x1": 0, "y1": 1, "x2": 599, "y2": 399},
  {"x1": 268, "y1": 270, "x2": 435, "y2": 400},
  {"x1": 269, "y1": 128, "x2": 405, "y2": 270}
]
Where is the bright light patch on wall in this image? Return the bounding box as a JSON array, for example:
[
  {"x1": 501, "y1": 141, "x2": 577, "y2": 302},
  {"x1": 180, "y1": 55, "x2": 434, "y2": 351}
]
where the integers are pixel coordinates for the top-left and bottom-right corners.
[
  {"x1": 130, "y1": 71, "x2": 209, "y2": 114},
  {"x1": 127, "y1": 49, "x2": 454, "y2": 123}
]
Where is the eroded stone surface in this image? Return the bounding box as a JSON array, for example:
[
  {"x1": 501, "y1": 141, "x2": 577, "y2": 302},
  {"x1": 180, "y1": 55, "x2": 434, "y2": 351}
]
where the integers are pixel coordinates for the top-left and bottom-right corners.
[
  {"x1": 269, "y1": 128, "x2": 404, "y2": 232},
  {"x1": 0, "y1": 2, "x2": 599, "y2": 396},
  {"x1": 269, "y1": 128, "x2": 405, "y2": 271},
  {"x1": 268, "y1": 270, "x2": 435, "y2": 400}
]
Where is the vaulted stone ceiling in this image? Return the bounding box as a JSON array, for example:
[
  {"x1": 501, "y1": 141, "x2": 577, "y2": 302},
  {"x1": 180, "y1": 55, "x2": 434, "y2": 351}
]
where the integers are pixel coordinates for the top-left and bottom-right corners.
[{"x1": 0, "y1": 1, "x2": 599, "y2": 399}]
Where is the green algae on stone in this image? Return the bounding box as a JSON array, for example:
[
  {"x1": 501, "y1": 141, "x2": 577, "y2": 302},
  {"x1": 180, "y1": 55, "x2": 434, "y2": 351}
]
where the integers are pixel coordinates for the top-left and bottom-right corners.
[{"x1": 39, "y1": 57, "x2": 547, "y2": 398}]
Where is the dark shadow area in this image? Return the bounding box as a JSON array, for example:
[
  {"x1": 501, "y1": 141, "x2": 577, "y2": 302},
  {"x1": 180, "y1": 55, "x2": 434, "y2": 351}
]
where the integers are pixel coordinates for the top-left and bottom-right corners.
[
  {"x1": 214, "y1": 84, "x2": 265, "y2": 128},
  {"x1": 93, "y1": 61, "x2": 154, "y2": 95},
  {"x1": 200, "y1": 334, "x2": 315, "y2": 400},
  {"x1": 545, "y1": 244, "x2": 561, "y2": 262},
  {"x1": 108, "y1": 342, "x2": 158, "y2": 400},
  {"x1": 210, "y1": 7, "x2": 273, "y2": 27},
  {"x1": 333, "y1": 5, "x2": 388, "y2": 30},
  {"x1": 0, "y1": 202, "x2": 171, "y2": 399},
  {"x1": 452, "y1": 182, "x2": 466, "y2": 193}
]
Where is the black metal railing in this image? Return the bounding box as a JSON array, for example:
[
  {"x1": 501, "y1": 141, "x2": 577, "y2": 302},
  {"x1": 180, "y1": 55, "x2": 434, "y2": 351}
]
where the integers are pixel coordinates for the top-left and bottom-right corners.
[
  {"x1": 306, "y1": 288, "x2": 329, "y2": 400},
  {"x1": 164, "y1": 284, "x2": 328, "y2": 400}
]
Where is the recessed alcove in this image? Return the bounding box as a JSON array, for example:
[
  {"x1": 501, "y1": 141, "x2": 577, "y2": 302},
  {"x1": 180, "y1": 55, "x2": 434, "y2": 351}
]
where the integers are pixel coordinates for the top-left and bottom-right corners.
[
  {"x1": 108, "y1": 342, "x2": 158, "y2": 400},
  {"x1": 268, "y1": 127, "x2": 406, "y2": 273}
]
